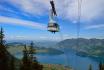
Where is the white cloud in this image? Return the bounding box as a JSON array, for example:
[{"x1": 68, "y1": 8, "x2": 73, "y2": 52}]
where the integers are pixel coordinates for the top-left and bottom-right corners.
[
  {"x1": 7, "y1": 0, "x2": 104, "y2": 22},
  {"x1": 0, "y1": 16, "x2": 46, "y2": 30},
  {"x1": 63, "y1": 0, "x2": 104, "y2": 22},
  {"x1": 85, "y1": 24, "x2": 104, "y2": 29},
  {"x1": 8, "y1": 36, "x2": 26, "y2": 40},
  {"x1": 8, "y1": 0, "x2": 50, "y2": 15}
]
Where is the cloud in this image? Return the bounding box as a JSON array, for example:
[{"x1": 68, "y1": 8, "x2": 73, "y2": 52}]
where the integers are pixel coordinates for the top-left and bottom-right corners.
[
  {"x1": 6, "y1": 0, "x2": 104, "y2": 22},
  {"x1": 85, "y1": 24, "x2": 104, "y2": 29},
  {"x1": 1, "y1": 0, "x2": 104, "y2": 31},
  {"x1": 67, "y1": 0, "x2": 104, "y2": 21},
  {"x1": 8, "y1": 0, "x2": 50, "y2": 15},
  {"x1": 0, "y1": 16, "x2": 46, "y2": 30},
  {"x1": 8, "y1": 36, "x2": 26, "y2": 40}
]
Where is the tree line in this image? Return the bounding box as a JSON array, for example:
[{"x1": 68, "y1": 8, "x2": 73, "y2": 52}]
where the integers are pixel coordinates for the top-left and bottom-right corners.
[{"x1": 0, "y1": 27, "x2": 43, "y2": 70}]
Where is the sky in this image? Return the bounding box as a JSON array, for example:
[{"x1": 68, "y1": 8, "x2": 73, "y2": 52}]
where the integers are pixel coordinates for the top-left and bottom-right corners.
[{"x1": 0, "y1": 0, "x2": 104, "y2": 41}]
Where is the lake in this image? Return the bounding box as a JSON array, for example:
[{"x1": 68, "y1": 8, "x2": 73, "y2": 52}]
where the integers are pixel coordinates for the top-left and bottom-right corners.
[
  {"x1": 15, "y1": 49, "x2": 99, "y2": 70},
  {"x1": 36, "y1": 50, "x2": 99, "y2": 70}
]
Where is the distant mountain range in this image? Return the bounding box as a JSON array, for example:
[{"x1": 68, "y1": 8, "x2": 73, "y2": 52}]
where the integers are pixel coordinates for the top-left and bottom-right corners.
[
  {"x1": 6, "y1": 42, "x2": 64, "y2": 57},
  {"x1": 6, "y1": 38, "x2": 104, "y2": 60},
  {"x1": 6, "y1": 40, "x2": 58, "y2": 48},
  {"x1": 57, "y1": 38, "x2": 104, "y2": 59}
]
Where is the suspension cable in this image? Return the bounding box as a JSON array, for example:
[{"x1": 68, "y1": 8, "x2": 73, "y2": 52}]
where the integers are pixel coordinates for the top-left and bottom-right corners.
[
  {"x1": 74, "y1": 0, "x2": 82, "y2": 70},
  {"x1": 76, "y1": 0, "x2": 82, "y2": 52},
  {"x1": 54, "y1": 8, "x2": 70, "y2": 67},
  {"x1": 59, "y1": 31, "x2": 70, "y2": 67}
]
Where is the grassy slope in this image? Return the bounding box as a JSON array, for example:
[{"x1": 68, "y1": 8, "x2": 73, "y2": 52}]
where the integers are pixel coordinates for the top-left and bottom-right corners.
[{"x1": 43, "y1": 64, "x2": 72, "y2": 70}]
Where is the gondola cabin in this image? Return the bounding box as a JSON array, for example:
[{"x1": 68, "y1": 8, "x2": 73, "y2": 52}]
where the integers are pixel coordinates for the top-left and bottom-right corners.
[{"x1": 48, "y1": 20, "x2": 59, "y2": 33}]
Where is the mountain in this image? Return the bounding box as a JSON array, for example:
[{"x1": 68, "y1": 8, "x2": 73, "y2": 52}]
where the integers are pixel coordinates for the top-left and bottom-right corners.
[
  {"x1": 6, "y1": 42, "x2": 25, "y2": 47},
  {"x1": 6, "y1": 40, "x2": 58, "y2": 48},
  {"x1": 57, "y1": 38, "x2": 104, "y2": 59},
  {"x1": 6, "y1": 42, "x2": 64, "y2": 58}
]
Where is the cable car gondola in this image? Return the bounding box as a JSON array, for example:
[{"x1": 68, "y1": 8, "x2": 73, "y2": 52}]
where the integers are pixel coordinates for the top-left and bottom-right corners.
[
  {"x1": 48, "y1": 19, "x2": 59, "y2": 33},
  {"x1": 47, "y1": 0, "x2": 60, "y2": 33}
]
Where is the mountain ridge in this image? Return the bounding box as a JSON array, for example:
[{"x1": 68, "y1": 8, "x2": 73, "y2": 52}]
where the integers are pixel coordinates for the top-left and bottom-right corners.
[{"x1": 57, "y1": 38, "x2": 104, "y2": 60}]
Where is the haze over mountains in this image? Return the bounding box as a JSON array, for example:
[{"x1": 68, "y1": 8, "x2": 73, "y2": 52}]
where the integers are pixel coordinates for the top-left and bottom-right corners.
[
  {"x1": 58, "y1": 38, "x2": 104, "y2": 49},
  {"x1": 57, "y1": 38, "x2": 104, "y2": 59},
  {"x1": 6, "y1": 38, "x2": 104, "y2": 60},
  {"x1": 6, "y1": 41, "x2": 63, "y2": 58}
]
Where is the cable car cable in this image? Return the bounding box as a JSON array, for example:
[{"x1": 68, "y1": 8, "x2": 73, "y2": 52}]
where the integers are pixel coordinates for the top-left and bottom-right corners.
[
  {"x1": 55, "y1": 13, "x2": 70, "y2": 68},
  {"x1": 59, "y1": 31, "x2": 70, "y2": 67},
  {"x1": 76, "y1": 0, "x2": 82, "y2": 53},
  {"x1": 75, "y1": 0, "x2": 82, "y2": 70}
]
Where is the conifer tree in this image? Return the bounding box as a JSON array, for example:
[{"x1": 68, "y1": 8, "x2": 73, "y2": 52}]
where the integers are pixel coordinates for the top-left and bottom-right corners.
[
  {"x1": 10, "y1": 57, "x2": 15, "y2": 70},
  {"x1": 29, "y1": 42, "x2": 34, "y2": 62},
  {"x1": 99, "y1": 62, "x2": 102, "y2": 70},
  {"x1": 0, "y1": 27, "x2": 4, "y2": 45},
  {"x1": 20, "y1": 45, "x2": 31, "y2": 70},
  {"x1": 0, "y1": 27, "x2": 9, "y2": 70},
  {"x1": 89, "y1": 64, "x2": 92, "y2": 70},
  {"x1": 99, "y1": 62, "x2": 104, "y2": 70},
  {"x1": 20, "y1": 42, "x2": 43, "y2": 70},
  {"x1": 29, "y1": 42, "x2": 43, "y2": 70}
]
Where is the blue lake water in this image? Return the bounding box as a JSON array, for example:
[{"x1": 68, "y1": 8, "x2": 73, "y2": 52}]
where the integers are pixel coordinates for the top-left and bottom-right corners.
[
  {"x1": 36, "y1": 52, "x2": 99, "y2": 70},
  {"x1": 15, "y1": 50, "x2": 99, "y2": 70}
]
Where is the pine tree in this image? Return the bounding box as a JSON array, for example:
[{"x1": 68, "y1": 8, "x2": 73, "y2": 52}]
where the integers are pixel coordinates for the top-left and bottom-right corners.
[
  {"x1": 20, "y1": 45, "x2": 31, "y2": 70},
  {"x1": 99, "y1": 62, "x2": 104, "y2": 70},
  {"x1": 20, "y1": 42, "x2": 43, "y2": 70},
  {"x1": 99, "y1": 62, "x2": 102, "y2": 70},
  {"x1": 29, "y1": 42, "x2": 43, "y2": 70},
  {"x1": 29, "y1": 42, "x2": 34, "y2": 62},
  {"x1": 10, "y1": 57, "x2": 15, "y2": 70},
  {"x1": 0, "y1": 27, "x2": 4, "y2": 45},
  {"x1": 89, "y1": 64, "x2": 92, "y2": 70},
  {"x1": 0, "y1": 27, "x2": 9, "y2": 70}
]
